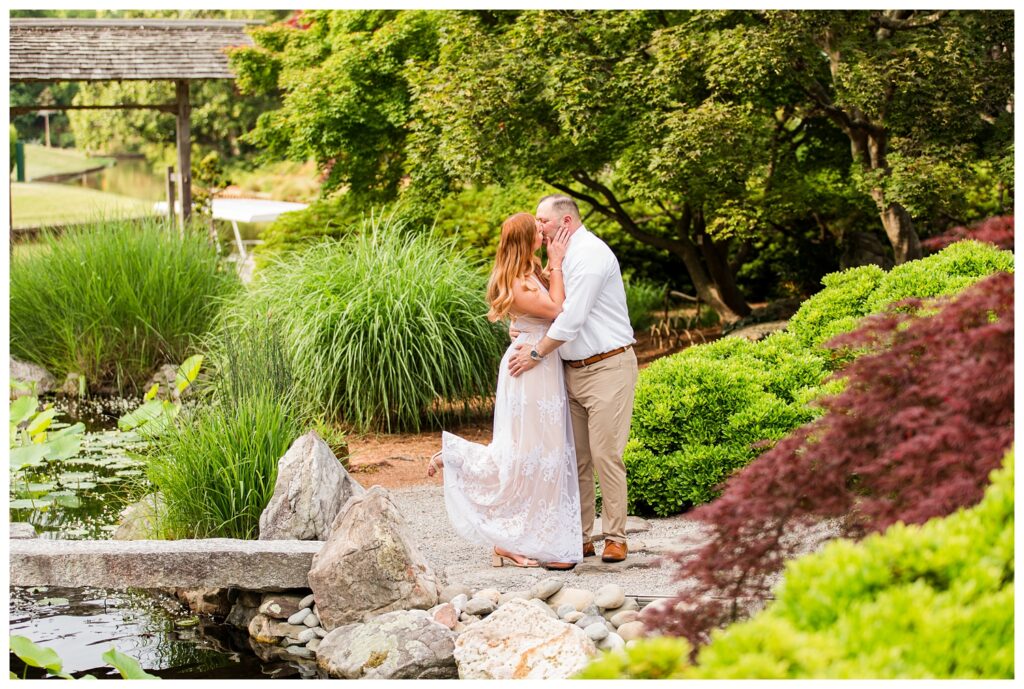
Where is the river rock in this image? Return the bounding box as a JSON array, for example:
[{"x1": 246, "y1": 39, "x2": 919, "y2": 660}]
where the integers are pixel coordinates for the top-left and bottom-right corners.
[
  {"x1": 226, "y1": 600, "x2": 260, "y2": 630},
  {"x1": 288, "y1": 608, "x2": 313, "y2": 625},
  {"x1": 432, "y1": 603, "x2": 458, "y2": 630},
  {"x1": 248, "y1": 614, "x2": 309, "y2": 644},
  {"x1": 616, "y1": 620, "x2": 646, "y2": 642},
  {"x1": 576, "y1": 614, "x2": 605, "y2": 630},
  {"x1": 303, "y1": 612, "x2": 320, "y2": 628},
  {"x1": 9, "y1": 358, "x2": 56, "y2": 398},
  {"x1": 610, "y1": 609, "x2": 639, "y2": 628},
  {"x1": 449, "y1": 593, "x2": 468, "y2": 613},
  {"x1": 598, "y1": 632, "x2": 625, "y2": 651},
  {"x1": 454, "y1": 599, "x2": 597, "y2": 679},
  {"x1": 594, "y1": 584, "x2": 625, "y2": 610},
  {"x1": 316, "y1": 609, "x2": 458, "y2": 679},
  {"x1": 299, "y1": 593, "x2": 315, "y2": 609},
  {"x1": 259, "y1": 431, "x2": 364, "y2": 541},
  {"x1": 498, "y1": 590, "x2": 530, "y2": 605},
  {"x1": 563, "y1": 611, "x2": 585, "y2": 624},
  {"x1": 440, "y1": 584, "x2": 472, "y2": 604},
  {"x1": 307, "y1": 638, "x2": 321, "y2": 652},
  {"x1": 601, "y1": 597, "x2": 639, "y2": 622},
  {"x1": 297, "y1": 627, "x2": 318, "y2": 643},
  {"x1": 307, "y1": 486, "x2": 440, "y2": 630},
  {"x1": 584, "y1": 622, "x2": 609, "y2": 642},
  {"x1": 285, "y1": 645, "x2": 314, "y2": 659},
  {"x1": 529, "y1": 578, "x2": 564, "y2": 601},
  {"x1": 463, "y1": 597, "x2": 496, "y2": 616},
  {"x1": 474, "y1": 588, "x2": 501, "y2": 605},
  {"x1": 112, "y1": 493, "x2": 165, "y2": 540},
  {"x1": 259, "y1": 594, "x2": 306, "y2": 620},
  {"x1": 546, "y1": 587, "x2": 595, "y2": 613}
]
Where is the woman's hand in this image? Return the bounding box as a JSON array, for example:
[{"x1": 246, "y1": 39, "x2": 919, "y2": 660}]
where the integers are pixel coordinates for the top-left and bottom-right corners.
[{"x1": 546, "y1": 226, "x2": 571, "y2": 268}]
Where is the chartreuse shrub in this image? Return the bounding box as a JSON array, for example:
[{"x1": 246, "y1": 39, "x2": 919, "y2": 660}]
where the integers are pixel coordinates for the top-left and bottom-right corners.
[
  {"x1": 146, "y1": 314, "x2": 303, "y2": 539},
  {"x1": 580, "y1": 449, "x2": 1014, "y2": 679},
  {"x1": 237, "y1": 213, "x2": 506, "y2": 432},
  {"x1": 9, "y1": 217, "x2": 239, "y2": 393},
  {"x1": 788, "y1": 239, "x2": 1012, "y2": 347},
  {"x1": 625, "y1": 332, "x2": 830, "y2": 516}
]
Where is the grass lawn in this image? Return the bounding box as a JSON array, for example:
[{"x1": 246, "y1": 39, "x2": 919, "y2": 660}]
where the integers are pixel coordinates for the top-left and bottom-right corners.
[
  {"x1": 19, "y1": 144, "x2": 114, "y2": 181},
  {"x1": 11, "y1": 182, "x2": 157, "y2": 230}
]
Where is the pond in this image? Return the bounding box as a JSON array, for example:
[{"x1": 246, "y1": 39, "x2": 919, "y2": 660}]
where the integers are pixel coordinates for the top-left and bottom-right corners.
[
  {"x1": 71, "y1": 156, "x2": 167, "y2": 202},
  {"x1": 8, "y1": 398, "x2": 302, "y2": 679}
]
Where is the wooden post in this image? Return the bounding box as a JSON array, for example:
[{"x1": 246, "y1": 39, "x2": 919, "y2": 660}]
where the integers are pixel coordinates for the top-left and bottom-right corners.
[
  {"x1": 165, "y1": 166, "x2": 177, "y2": 235},
  {"x1": 175, "y1": 80, "x2": 192, "y2": 226}
]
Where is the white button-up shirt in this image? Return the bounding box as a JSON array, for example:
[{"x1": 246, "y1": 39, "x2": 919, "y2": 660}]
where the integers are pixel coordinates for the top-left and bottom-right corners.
[{"x1": 546, "y1": 225, "x2": 635, "y2": 361}]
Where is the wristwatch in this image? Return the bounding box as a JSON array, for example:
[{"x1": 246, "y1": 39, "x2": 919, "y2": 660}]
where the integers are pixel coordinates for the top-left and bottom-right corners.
[{"x1": 529, "y1": 349, "x2": 544, "y2": 361}]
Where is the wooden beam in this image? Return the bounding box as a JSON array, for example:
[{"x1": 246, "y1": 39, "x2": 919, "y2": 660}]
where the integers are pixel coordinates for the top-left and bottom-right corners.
[
  {"x1": 10, "y1": 103, "x2": 178, "y2": 114},
  {"x1": 175, "y1": 80, "x2": 192, "y2": 224}
]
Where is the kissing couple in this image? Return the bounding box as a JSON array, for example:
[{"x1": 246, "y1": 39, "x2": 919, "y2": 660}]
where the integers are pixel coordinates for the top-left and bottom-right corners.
[{"x1": 429, "y1": 195, "x2": 639, "y2": 570}]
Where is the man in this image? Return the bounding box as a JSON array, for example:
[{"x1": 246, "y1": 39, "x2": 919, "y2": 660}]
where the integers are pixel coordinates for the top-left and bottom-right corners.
[{"x1": 508, "y1": 194, "x2": 638, "y2": 565}]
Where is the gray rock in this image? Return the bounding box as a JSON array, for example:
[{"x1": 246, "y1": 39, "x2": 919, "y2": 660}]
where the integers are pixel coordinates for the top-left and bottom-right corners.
[
  {"x1": 10, "y1": 522, "x2": 37, "y2": 539},
  {"x1": 297, "y1": 627, "x2": 318, "y2": 644},
  {"x1": 529, "y1": 578, "x2": 564, "y2": 601},
  {"x1": 584, "y1": 622, "x2": 609, "y2": 642},
  {"x1": 299, "y1": 593, "x2": 316, "y2": 609},
  {"x1": 440, "y1": 584, "x2": 472, "y2": 604},
  {"x1": 288, "y1": 607, "x2": 313, "y2": 625},
  {"x1": 9, "y1": 538, "x2": 322, "y2": 591},
  {"x1": 316, "y1": 609, "x2": 458, "y2": 679},
  {"x1": 473, "y1": 588, "x2": 501, "y2": 605},
  {"x1": 610, "y1": 609, "x2": 639, "y2": 628},
  {"x1": 260, "y1": 594, "x2": 306, "y2": 620},
  {"x1": 529, "y1": 598, "x2": 557, "y2": 618},
  {"x1": 303, "y1": 612, "x2": 320, "y2": 628},
  {"x1": 546, "y1": 587, "x2": 595, "y2": 613},
  {"x1": 576, "y1": 615, "x2": 606, "y2": 630},
  {"x1": 581, "y1": 604, "x2": 600, "y2": 617},
  {"x1": 602, "y1": 597, "x2": 639, "y2": 622},
  {"x1": 454, "y1": 599, "x2": 597, "y2": 679},
  {"x1": 556, "y1": 603, "x2": 576, "y2": 619},
  {"x1": 226, "y1": 600, "x2": 260, "y2": 630},
  {"x1": 598, "y1": 632, "x2": 625, "y2": 651},
  {"x1": 285, "y1": 644, "x2": 314, "y2": 659},
  {"x1": 112, "y1": 493, "x2": 165, "y2": 541},
  {"x1": 463, "y1": 597, "x2": 496, "y2": 616},
  {"x1": 313, "y1": 627, "x2": 328, "y2": 638},
  {"x1": 497, "y1": 590, "x2": 530, "y2": 605},
  {"x1": 306, "y1": 638, "x2": 321, "y2": 652},
  {"x1": 259, "y1": 431, "x2": 365, "y2": 541},
  {"x1": 459, "y1": 613, "x2": 481, "y2": 624},
  {"x1": 563, "y1": 611, "x2": 585, "y2": 624},
  {"x1": 449, "y1": 593, "x2": 469, "y2": 613},
  {"x1": 307, "y1": 486, "x2": 440, "y2": 631},
  {"x1": 594, "y1": 584, "x2": 625, "y2": 610},
  {"x1": 10, "y1": 358, "x2": 56, "y2": 398}
]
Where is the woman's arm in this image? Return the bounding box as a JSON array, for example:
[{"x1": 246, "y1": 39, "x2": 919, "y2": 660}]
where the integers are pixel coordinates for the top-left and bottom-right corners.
[{"x1": 510, "y1": 227, "x2": 570, "y2": 320}]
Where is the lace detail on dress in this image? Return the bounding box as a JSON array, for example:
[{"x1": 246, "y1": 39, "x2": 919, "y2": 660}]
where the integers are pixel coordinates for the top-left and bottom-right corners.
[{"x1": 440, "y1": 279, "x2": 583, "y2": 563}]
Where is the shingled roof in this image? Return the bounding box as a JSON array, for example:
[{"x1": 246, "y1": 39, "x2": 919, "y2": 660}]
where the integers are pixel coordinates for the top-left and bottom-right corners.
[{"x1": 10, "y1": 19, "x2": 258, "y2": 82}]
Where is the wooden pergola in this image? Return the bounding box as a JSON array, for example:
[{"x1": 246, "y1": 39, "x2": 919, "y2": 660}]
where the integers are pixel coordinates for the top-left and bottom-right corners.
[{"x1": 9, "y1": 18, "x2": 258, "y2": 223}]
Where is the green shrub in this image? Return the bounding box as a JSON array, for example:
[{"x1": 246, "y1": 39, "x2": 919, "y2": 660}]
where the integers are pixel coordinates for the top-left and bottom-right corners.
[
  {"x1": 625, "y1": 332, "x2": 829, "y2": 515},
  {"x1": 146, "y1": 315, "x2": 303, "y2": 539},
  {"x1": 581, "y1": 449, "x2": 1014, "y2": 679},
  {"x1": 624, "y1": 278, "x2": 665, "y2": 332},
  {"x1": 238, "y1": 212, "x2": 507, "y2": 432},
  {"x1": 788, "y1": 240, "x2": 1013, "y2": 347},
  {"x1": 254, "y1": 193, "x2": 367, "y2": 266},
  {"x1": 9, "y1": 218, "x2": 239, "y2": 393}
]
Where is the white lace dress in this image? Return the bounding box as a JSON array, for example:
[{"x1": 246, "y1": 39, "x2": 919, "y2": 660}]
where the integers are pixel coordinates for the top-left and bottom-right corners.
[{"x1": 441, "y1": 288, "x2": 584, "y2": 563}]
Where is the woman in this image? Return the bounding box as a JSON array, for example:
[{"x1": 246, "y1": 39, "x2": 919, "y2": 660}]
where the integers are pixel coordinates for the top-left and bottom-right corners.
[{"x1": 428, "y1": 212, "x2": 583, "y2": 569}]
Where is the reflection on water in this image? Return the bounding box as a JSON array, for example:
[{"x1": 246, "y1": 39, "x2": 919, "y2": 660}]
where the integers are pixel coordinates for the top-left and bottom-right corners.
[
  {"x1": 72, "y1": 157, "x2": 167, "y2": 202},
  {"x1": 9, "y1": 586, "x2": 305, "y2": 679}
]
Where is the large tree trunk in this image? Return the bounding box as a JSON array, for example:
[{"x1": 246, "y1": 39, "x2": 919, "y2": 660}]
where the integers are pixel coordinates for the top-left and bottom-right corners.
[
  {"x1": 872, "y1": 194, "x2": 922, "y2": 264},
  {"x1": 695, "y1": 212, "x2": 751, "y2": 318}
]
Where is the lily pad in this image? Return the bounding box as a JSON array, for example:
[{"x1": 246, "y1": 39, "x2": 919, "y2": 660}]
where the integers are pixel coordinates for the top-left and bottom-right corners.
[
  {"x1": 115, "y1": 470, "x2": 145, "y2": 478},
  {"x1": 10, "y1": 497, "x2": 54, "y2": 509},
  {"x1": 37, "y1": 597, "x2": 70, "y2": 606},
  {"x1": 58, "y1": 471, "x2": 95, "y2": 483}
]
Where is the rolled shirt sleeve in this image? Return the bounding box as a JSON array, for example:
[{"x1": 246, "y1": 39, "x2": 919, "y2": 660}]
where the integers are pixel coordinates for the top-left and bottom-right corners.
[{"x1": 546, "y1": 270, "x2": 606, "y2": 343}]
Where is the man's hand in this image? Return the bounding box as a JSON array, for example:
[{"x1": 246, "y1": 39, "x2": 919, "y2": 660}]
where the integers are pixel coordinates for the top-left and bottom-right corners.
[
  {"x1": 508, "y1": 325, "x2": 522, "y2": 341},
  {"x1": 508, "y1": 344, "x2": 540, "y2": 377}
]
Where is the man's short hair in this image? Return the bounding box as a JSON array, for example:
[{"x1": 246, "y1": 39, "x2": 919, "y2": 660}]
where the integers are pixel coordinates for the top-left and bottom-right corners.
[{"x1": 539, "y1": 194, "x2": 581, "y2": 221}]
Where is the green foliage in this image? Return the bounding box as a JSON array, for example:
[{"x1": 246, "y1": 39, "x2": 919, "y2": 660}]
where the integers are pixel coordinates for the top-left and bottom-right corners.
[
  {"x1": 117, "y1": 355, "x2": 203, "y2": 437},
  {"x1": 236, "y1": 212, "x2": 506, "y2": 432},
  {"x1": 624, "y1": 279, "x2": 665, "y2": 332},
  {"x1": 255, "y1": 192, "x2": 370, "y2": 266},
  {"x1": 626, "y1": 332, "x2": 829, "y2": 515},
  {"x1": 9, "y1": 218, "x2": 239, "y2": 393},
  {"x1": 576, "y1": 636, "x2": 692, "y2": 679},
  {"x1": 9, "y1": 395, "x2": 85, "y2": 472},
  {"x1": 10, "y1": 634, "x2": 158, "y2": 679},
  {"x1": 789, "y1": 240, "x2": 1013, "y2": 347},
  {"x1": 145, "y1": 316, "x2": 302, "y2": 539}
]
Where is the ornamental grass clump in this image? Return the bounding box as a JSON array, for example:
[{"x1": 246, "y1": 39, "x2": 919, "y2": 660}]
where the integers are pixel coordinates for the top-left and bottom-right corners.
[
  {"x1": 9, "y1": 217, "x2": 239, "y2": 393},
  {"x1": 624, "y1": 278, "x2": 665, "y2": 331},
  {"x1": 242, "y1": 212, "x2": 507, "y2": 432},
  {"x1": 581, "y1": 449, "x2": 1014, "y2": 679},
  {"x1": 146, "y1": 315, "x2": 303, "y2": 539},
  {"x1": 645, "y1": 270, "x2": 1013, "y2": 647}
]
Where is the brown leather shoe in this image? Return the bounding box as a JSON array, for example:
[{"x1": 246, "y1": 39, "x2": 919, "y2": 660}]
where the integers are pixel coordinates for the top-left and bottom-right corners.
[
  {"x1": 541, "y1": 561, "x2": 577, "y2": 571},
  {"x1": 601, "y1": 540, "x2": 627, "y2": 562},
  {"x1": 583, "y1": 541, "x2": 596, "y2": 558}
]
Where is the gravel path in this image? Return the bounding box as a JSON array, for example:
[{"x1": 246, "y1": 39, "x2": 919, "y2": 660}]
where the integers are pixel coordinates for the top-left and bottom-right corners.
[{"x1": 390, "y1": 484, "x2": 710, "y2": 599}]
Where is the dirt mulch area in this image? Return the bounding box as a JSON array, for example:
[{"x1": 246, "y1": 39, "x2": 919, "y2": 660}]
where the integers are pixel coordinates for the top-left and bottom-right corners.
[{"x1": 346, "y1": 326, "x2": 722, "y2": 491}]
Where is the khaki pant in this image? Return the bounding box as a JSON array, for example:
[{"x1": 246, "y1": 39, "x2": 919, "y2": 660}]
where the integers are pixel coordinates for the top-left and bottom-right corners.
[{"x1": 564, "y1": 347, "x2": 638, "y2": 545}]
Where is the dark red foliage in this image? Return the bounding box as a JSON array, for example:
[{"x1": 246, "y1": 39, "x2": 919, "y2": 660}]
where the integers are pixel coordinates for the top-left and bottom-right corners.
[
  {"x1": 284, "y1": 10, "x2": 313, "y2": 31},
  {"x1": 645, "y1": 271, "x2": 1014, "y2": 647},
  {"x1": 923, "y1": 215, "x2": 1014, "y2": 252}
]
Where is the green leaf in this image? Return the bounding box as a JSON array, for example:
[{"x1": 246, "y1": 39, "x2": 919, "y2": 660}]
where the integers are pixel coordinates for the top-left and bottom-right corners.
[
  {"x1": 43, "y1": 432, "x2": 84, "y2": 462},
  {"x1": 175, "y1": 354, "x2": 203, "y2": 394},
  {"x1": 118, "y1": 400, "x2": 169, "y2": 431},
  {"x1": 10, "y1": 497, "x2": 54, "y2": 509},
  {"x1": 144, "y1": 383, "x2": 160, "y2": 402},
  {"x1": 9, "y1": 395, "x2": 38, "y2": 428},
  {"x1": 10, "y1": 443, "x2": 48, "y2": 469},
  {"x1": 9, "y1": 635, "x2": 64, "y2": 673},
  {"x1": 100, "y1": 648, "x2": 160, "y2": 680},
  {"x1": 26, "y1": 408, "x2": 56, "y2": 438}
]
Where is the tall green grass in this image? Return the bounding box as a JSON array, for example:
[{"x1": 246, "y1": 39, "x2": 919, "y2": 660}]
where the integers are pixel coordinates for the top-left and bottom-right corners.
[
  {"x1": 624, "y1": 278, "x2": 666, "y2": 331},
  {"x1": 239, "y1": 212, "x2": 507, "y2": 432},
  {"x1": 9, "y1": 217, "x2": 239, "y2": 392},
  {"x1": 146, "y1": 315, "x2": 303, "y2": 539}
]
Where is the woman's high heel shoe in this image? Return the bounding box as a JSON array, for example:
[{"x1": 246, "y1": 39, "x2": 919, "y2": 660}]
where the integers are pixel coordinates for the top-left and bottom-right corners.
[
  {"x1": 491, "y1": 547, "x2": 539, "y2": 568},
  {"x1": 426, "y1": 450, "x2": 443, "y2": 477}
]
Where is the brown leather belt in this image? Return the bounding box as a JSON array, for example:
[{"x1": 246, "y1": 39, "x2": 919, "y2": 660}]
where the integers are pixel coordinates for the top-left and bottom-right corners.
[{"x1": 565, "y1": 345, "x2": 631, "y2": 369}]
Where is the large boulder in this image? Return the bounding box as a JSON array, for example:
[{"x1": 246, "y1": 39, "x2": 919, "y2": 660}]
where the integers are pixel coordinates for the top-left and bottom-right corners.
[
  {"x1": 10, "y1": 358, "x2": 56, "y2": 398},
  {"x1": 307, "y1": 486, "x2": 441, "y2": 630},
  {"x1": 316, "y1": 609, "x2": 457, "y2": 679},
  {"x1": 259, "y1": 431, "x2": 364, "y2": 541},
  {"x1": 453, "y1": 598, "x2": 598, "y2": 679}
]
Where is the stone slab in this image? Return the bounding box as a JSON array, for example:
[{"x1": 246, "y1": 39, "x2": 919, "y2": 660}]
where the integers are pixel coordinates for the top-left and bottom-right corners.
[
  {"x1": 10, "y1": 522, "x2": 37, "y2": 539},
  {"x1": 10, "y1": 538, "x2": 323, "y2": 591}
]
